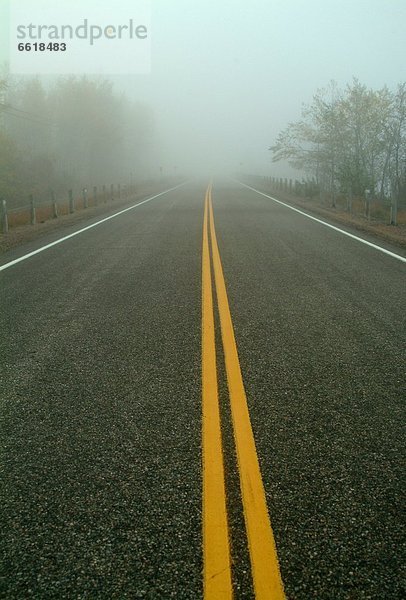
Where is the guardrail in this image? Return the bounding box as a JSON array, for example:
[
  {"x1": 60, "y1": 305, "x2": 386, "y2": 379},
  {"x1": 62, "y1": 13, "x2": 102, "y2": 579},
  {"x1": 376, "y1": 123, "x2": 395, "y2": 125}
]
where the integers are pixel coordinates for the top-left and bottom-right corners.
[
  {"x1": 1, "y1": 183, "x2": 136, "y2": 234},
  {"x1": 243, "y1": 175, "x2": 406, "y2": 226}
]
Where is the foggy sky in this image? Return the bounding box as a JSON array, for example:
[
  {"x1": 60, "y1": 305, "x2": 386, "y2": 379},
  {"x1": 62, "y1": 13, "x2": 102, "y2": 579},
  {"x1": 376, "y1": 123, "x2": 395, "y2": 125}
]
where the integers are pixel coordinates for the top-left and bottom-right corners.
[
  {"x1": 130, "y1": 0, "x2": 406, "y2": 177},
  {"x1": 1, "y1": 0, "x2": 406, "y2": 178}
]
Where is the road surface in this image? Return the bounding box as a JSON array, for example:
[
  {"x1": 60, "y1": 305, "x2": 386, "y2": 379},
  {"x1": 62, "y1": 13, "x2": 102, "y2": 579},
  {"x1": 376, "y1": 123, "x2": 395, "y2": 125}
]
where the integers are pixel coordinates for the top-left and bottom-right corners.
[{"x1": 1, "y1": 181, "x2": 405, "y2": 599}]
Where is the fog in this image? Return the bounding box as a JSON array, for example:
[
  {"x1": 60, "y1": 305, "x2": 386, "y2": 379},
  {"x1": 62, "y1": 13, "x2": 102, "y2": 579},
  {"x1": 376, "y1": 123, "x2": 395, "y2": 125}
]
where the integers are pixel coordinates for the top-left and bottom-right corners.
[
  {"x1": 1, "y1": 0, "x2": 405, "y2": 187},
  {"x1": 118, "y1": 0, "x2": 406, "y2": 178}
]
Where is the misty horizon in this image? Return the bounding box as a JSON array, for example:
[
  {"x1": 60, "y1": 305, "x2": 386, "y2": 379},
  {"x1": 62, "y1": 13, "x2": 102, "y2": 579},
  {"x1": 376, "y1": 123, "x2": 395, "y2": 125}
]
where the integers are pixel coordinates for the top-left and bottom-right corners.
[{"x1": 1, "y1": 0, "x2": 405, "y2": 181}]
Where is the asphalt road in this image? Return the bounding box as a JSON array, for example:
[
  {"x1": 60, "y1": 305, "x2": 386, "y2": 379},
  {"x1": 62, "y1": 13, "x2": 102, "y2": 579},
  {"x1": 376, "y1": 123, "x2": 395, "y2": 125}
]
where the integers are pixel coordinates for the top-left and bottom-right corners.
[{"x1": 1, "y1": 181, "x2": 405, "y2": 599}]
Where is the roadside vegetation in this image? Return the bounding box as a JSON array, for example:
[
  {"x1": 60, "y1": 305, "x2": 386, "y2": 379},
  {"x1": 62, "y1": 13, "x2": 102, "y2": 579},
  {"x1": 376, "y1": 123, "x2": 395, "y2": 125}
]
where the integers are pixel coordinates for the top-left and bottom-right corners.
[
  {"x1": 270, "y1": 80, "x2": 406, "y2": 216},
  {"x1": 0, "y1": 75, "x2": 154, "y2": 209}
]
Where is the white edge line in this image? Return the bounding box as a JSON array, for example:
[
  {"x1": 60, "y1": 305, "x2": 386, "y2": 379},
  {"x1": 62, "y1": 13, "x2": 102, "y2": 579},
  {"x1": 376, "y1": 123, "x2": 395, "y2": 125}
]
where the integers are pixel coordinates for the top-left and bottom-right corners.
[
  {"x1": 235, "y1": 180, "x2": 406, "y2": 264},
  {"x1": 0, "y1": 182, "x2": 188, "y2": 272}
]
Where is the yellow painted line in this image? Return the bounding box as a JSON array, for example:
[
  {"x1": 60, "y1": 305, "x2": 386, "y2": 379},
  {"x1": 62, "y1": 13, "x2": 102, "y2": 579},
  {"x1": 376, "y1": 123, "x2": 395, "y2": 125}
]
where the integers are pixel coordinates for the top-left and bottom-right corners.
[
  {"x1": 208, "y1": 188, "x2": 285, "y2": 600},
  {"x1": 202, "y1": 185, "x2": 233, "y2": 599}
]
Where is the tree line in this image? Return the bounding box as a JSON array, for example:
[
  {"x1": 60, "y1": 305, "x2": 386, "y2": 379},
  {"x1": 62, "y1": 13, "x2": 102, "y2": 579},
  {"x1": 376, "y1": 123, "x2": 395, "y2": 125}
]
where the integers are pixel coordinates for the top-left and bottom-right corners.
[
  {"x1": 270, "y1": 79, "x2": 406, "y2": 208},
  {"x1": 0, "y1": 75, "x2": 155, "y2": 208}
]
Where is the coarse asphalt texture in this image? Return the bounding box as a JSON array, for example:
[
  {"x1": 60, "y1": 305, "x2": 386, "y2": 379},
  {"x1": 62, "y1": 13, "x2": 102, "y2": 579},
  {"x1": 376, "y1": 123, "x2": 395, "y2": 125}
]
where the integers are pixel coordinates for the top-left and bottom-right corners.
[{"x1": 1, "y1": 180, "x2": 405, "y2": 599}]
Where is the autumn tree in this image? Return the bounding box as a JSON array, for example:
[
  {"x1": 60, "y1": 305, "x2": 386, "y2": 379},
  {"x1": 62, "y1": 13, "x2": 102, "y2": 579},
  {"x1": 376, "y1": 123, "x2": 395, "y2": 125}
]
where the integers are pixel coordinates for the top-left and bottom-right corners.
[{"x1": 270, "y1": 79, "x2": 406, "y2": 210}]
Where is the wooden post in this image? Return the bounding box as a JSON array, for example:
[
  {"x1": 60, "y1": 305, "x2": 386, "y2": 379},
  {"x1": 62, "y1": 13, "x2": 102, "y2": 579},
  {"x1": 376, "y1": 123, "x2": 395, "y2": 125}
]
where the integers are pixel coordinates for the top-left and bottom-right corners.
[
  {"x1": 110, "y1": 183, "x2": 114, "y2": 201},
  {"x1": 347, "y1": 190, "x2": 353, "y2": 214},
  {"x1": 289, "y1": 179, "x2": 293, "y2": 194},
  {"x1": 68, "y1": 189, "x2": 74, "y2": 213},
  {"x1": 51, "y1": 190, "x2": 58, "y2": 218},
  {"x1": 364, "y1": 189, "x2": 371, "y2": 220},
  {"x1": 102, "y1": 184, "x2": 107, "y2": 203},
  {"x1": 390, "y1": 194, "x2": 398, "y2": 226},
  {"x1": 1, "y1": 199, "x2": 8, "y2": 233},
  {"x1": 82, "y1": 188, "x2": 88, "y2": 209},
  {"x1": 30, "y1": 194, "x2": 36, "y2": 225},
  {"x1": 118, "y1": 183, "x2": 121, "y2": 199},
  {"x1": 93, "y1": 186, "x2": 98, "y2": 206}
]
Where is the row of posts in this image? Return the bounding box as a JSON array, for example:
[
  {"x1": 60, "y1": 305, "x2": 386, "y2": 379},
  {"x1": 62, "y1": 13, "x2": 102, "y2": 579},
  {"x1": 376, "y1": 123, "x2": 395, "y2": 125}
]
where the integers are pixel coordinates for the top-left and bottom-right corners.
[
  {"x1": 265, "y1": 178, "x2": 398, "y2": 225},
  {"x1": 265, "y1": 176, "x2": 294, "y2": 194},
  {"x1": 266, "y1": 176, "x2": 319, "y2": 197},
  {"x1": 1, "y1": 183, "x2": 126, "y2": 234}
]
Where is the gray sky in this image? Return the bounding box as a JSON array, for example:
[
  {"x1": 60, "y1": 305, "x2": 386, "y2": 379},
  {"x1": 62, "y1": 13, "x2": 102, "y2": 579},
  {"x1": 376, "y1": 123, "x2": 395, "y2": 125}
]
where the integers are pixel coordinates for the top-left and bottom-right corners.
[{"x1": 2, "y1": 0, "x2": 406, "y2": 176}]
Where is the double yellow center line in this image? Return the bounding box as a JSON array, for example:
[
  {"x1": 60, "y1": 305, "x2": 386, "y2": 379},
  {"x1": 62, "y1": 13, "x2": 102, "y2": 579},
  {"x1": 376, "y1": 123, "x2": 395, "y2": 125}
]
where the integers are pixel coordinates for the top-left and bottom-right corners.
[{"x1": 202, "y1": 184, "x2": 285, "y2": 599}]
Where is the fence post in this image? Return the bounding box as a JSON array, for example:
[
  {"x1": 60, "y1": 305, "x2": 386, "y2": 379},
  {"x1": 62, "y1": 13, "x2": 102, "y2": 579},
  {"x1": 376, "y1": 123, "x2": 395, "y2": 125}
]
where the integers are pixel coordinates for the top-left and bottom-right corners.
[
  {"x1": 110, "y1": 184, "x2": 114, "y2": 201},
  {"x1": 118, "y1": 183, "x2": 121, "y2": 199},
  {"x1": 51, "y1": 190, "x2": 58, "y2": 218},
  {"x1": 102, "y1": 184, "x2": 107, "y2": 203},
  {"x1": 30, "y1": 194, "x2": 36, "y2": 225},
  {"x1": 82, "y1": 188, "x2": 88, "y2": 209},
  {"x1": 364, "y1": 189, "x2": 371, "y2": 220},
  {"x1": 1, "y1": 199, "x2": 8, "y2": 233},
  {"x1": 289, "y1": 179, "x2": 293, "y2": 194},
  {"x1": 68, "y1": 189, "x2": 74, "y2": 213},
  {"x1": 390, "y1": 194, "x2": 398, "y2": 226},
  {"x1": 93, "y1": 185, "x2": 98, "y2": 206},
  {"x1": 347, "y1": 190, "x2": 353, "y2": 214}
]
